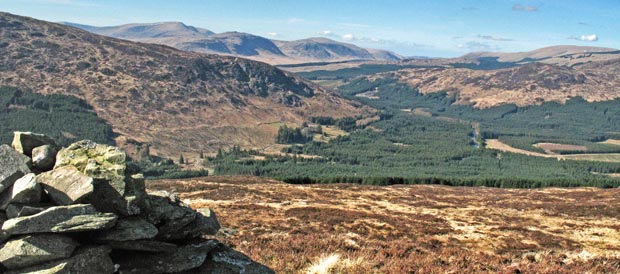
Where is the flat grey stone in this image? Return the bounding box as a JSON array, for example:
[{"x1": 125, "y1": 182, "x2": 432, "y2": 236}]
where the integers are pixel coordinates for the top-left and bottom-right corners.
[
  {"x1": 2, "y1": 204, "x2": 117, "y2": 235},
  {"x1": 0, "y1": 145, "x2": 32, "y2": 194},
  {"x1": 0, "y1": 234, "x2": 77, "y2": 269},
  {"x1": 38, "y1": 166, "x2": 94, "y2": 205}
]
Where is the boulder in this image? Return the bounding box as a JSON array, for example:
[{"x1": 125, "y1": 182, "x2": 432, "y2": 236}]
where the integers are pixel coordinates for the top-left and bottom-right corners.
[
  {"x1": 55, "y1": 140, "x2": 138, "y2": 215},
  {"x1": 0, "y1": 234, "x2": 77, "y2": 269},
  {"x1": 37, "y1": 166, "x2": 94, "y2": 205},
  {"x1": 0, "y1": 145, "x2": 32, "y2": 194},
  {"x1": 106, "y1": 240, "x2": 177, "y2": 253},
  {"x1": 93, "y1": 216, "x2": 158, "y2": 242},
  {"x1": 140, "y1": 192, "x2": 197, "y2": 240},
  {"x1": 163, "y1": 208, "x2": 220, "y2": 240},
  {"x1": 11, "y1": 173, "x2": 42, "y2": 204},
  {"x1": 31, "y1": 145, "x2": 57, "y2": 172},
  {"x1": 2, "y1": 204, "x2": 117, "y2": 235},
  {"x1": 186, "y1": 242, "x2": 276, "y2": 274},
  {"x1": 114, "y1": 239, "x2": 218, "y2": 274},
  {"x1": 11, "y1": 132, "x2": 57, "y2": 157},
  {"x1": 5, "y1": 246, "x2": 115, "y2": 274}
]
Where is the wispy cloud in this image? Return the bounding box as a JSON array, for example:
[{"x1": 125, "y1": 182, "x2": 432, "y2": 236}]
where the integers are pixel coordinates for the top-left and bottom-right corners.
[
  {"x1": 315, "y1": 30, "x2": 430, "y2": 50},
  {"x1": 266, "y1": 32, "x2": 278, "y2": 37},
  {"x1": 478, "y1": 34, "x2": 513, "y2": 42},
  {"x1": 512, "y1": 4, "x2": 538, "y2": 12},
  {"x1": 578, "y1": 22, "x2": 590, "y2": 26},
  {"x1": 317, "y1": 30, "x2": 335, "y2": 37},
  {"x1": 342, "y1": 33, "x2": 355, "y2": 41},
  {"x1": 568, "y1": 34, "x2": 598, "y2": 42},
  {"x1": 458, "y1": 41, "x2": 499, "y2": 52}
]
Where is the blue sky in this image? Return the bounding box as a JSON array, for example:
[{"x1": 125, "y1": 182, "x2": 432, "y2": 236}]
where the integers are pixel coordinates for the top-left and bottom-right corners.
[{"x1": 2, "y1": 0, "x2": 619, "y2": 57}]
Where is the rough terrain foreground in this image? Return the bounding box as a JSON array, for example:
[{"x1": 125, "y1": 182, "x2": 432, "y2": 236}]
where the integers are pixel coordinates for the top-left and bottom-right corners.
[
  {"x1": 0, "y1": 132, "x2": 273, "y2": 273},
  {"x1": 149, "y1": 176, "x2": 620, "y2": 273}
]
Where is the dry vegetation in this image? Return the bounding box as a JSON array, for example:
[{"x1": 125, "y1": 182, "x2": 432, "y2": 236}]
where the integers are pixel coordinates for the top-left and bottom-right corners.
[
  {"x1": 148, "y1": 176, "x2": 620, "y2": 273},
  {"x1": 533, "y1": 143, "x2": 588, "y2": 154},
  {"x1": 0, "y1": 12, "x2": 370, "y2": 158},
  {"x1": 486, "y1": 139, "x2": 620, "y2": 163}
]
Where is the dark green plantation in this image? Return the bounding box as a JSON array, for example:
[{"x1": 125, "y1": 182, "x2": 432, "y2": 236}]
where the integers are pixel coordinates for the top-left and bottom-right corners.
[
  {"x1": 213, "y1": 74, "x2": 620, "y2": 187},
  {"x1": 0, "y1": 86, "x2": 115, "y2": 146}
]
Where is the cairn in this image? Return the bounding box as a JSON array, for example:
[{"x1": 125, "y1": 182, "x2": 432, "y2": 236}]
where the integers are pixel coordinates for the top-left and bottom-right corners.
[{"x1": 0, "y1": 132, "x2": 273, "y2": 274}]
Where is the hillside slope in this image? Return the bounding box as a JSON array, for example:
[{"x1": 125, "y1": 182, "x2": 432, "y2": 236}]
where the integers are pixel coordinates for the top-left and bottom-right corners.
[
  {"x1": 0, "y1": 12, "x2": 368, "y2": 158},
  {"x1": 63, "y1": 22, "x2": 402, "y2": 64}
]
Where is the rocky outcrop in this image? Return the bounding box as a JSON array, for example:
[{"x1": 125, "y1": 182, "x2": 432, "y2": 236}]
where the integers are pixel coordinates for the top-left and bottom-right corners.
[{"x1": 0, "y1": 132, "x2": 273, "y2": 273}]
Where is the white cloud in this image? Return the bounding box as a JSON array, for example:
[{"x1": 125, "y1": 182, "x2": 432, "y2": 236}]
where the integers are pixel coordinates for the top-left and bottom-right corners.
[
  {"x1": 342, "y1": 34, "x2": 355, "y2": 40},
  {"x1": 568, "y1": 34, "x2": 598, "y2": 42},
  {"x1": 512, "y1": 4, "x2": 538, "y2": 12},
  {"x1": 318, "y1": 30, "x2": 334, "y2": 36},
  {"x1": 266, "y1": 32, "x2": 278, "y2": 37},
  {"x1": 458, "y1": 41, "x2": 499, "y2": 52}
]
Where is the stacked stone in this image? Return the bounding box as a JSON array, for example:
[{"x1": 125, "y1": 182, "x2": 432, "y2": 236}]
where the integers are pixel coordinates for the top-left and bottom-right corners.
[{"x1": 0, "y1": 132, "x2": 273, "y2": 274}]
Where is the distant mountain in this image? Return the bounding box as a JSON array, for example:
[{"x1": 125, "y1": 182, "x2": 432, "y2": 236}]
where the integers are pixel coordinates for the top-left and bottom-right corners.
[
  {"x1": 359, "y1": 46, "x2": 620, "y2": 108},
  {"x1": 61, "y1": 22, "x2": 403, "y2": 64},
  {"x1": 2, "y1": 12, "x2": 367, "y2": 158},
  {"x1": 177, "y1": 32, "x2": 285, "y2": 56},
  {"x1": 274, "y1": 37, "x2": 401, "y2": 62},
  {"x1": 63, "y1": 21, "x2": 214, "y2": 39},
  {"x1": 463, "y1": 45, "x2": 617, "y2": 63}
]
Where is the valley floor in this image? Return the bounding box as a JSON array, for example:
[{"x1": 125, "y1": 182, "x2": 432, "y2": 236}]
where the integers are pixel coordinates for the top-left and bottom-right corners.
[{"x1": 148, "y1": 176, "x2": 620, "y2": 273}]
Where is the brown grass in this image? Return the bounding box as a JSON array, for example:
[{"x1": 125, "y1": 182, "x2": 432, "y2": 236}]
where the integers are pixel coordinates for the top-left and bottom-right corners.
[
  {"x1": 533, "y1": 143, "x2": 588, "y2": 154},
  {"x1": 487, "y1": 139, "x2": 620, "y2": 163},
  {"x1": 147, "y1": 176, "x2": 620, "y2": 273}
]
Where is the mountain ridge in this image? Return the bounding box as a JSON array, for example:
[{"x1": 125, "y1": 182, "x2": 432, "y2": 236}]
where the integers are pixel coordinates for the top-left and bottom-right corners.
[{"x1": 61, "y1": 21, "x2": 403, "y2": 64}]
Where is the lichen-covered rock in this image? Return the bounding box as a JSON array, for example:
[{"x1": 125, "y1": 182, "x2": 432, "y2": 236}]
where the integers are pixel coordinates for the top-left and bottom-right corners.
[
  {"x1": 55, "y1": 140, "x2": 126, "y2": 185},
  {"x1": 5, "y1": 246, "x2": 115, "y2": 274},
  {"x1": 37, "y1": 166, "x2": 94, "y2": 205},
  {"x1": 2, "y1": 204, "x2": 117, "y2": 235},
  {"x1": 32, "y1": 145, "x2": 57, "y2": 172},
  {"x1": 11, "y1": 173, "x2": 42, "y2": 204},
  {"x1": 114, "y1": 239, "x2": 219, "y2": 274},
  {"x1": 0, "y1": 234, "x2": 77, "y2": 269},
  {"x1": 0, "y1": 145, "x2": 32, "y2": 194},
  {"x1": 185, "y1": 242, "x2": 276, "y2": 274},
  {"x1": 11, "y1": 132, "x2": 57, "y2": 157},
  {"x1": 94, "y1": 216, "x2": 158, "y2": 242},
  {"x1": 55, "y1": 140, "x2": 138, "y2": 216}
]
